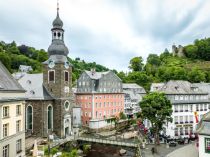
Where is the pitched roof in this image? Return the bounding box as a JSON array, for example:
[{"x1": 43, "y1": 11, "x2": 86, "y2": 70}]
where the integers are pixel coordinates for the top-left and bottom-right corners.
[
  {"x1": 196, "y1": 111, "x2": 210, "y2": 135},
  {"x1": 18, "y1": 73, "x2": 53, "y2": 100},
  {"x1": 151, "y1": 80, "x2": 205, "y2": 94},
  {"x1": 0, "y1": 62, "x2": 25, "y2": 92},
  {"x1": 123, "y1": 83, "x2": 146, "y2": 94},
  {"x1": 85, "y1": 70, "x2": 110, "y2": 80}
]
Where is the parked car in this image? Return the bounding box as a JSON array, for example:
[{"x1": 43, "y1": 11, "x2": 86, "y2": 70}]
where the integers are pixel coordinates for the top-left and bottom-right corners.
[
  {"x1": 169, "y1": 141, "x2": 177, "y2": 147},
  {"x1": 177, "y1": 138, "x2": 185, "y2": 145}
]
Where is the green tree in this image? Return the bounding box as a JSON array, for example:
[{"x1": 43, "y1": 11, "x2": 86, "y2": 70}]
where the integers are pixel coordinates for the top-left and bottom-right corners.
[
  {"x1": 184, "y1": 45, "x2": 198, "y2": 59},
  {"x1": 129, "y1": 56, "x2": 144, "y2": 71},
  {"x1": 140, "y1": 92, "x2": 172, "y2": 153},
  {"x1": 187, "y1": 67, "x2": 206, "y2": 83},
  {"x1": 0, "y1": 52, "x2": 11, "y2": 72},
  {"x1": 147, "y1": 54, "x2": 161, "y2": 66},
  {"x1": 119, "y1": 112, "x2": 127, "y2": 120}
]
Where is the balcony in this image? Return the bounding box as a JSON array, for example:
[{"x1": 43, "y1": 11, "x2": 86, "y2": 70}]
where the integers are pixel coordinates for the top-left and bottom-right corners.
[
  {"x1": 180, "y1": 110, "x2": 183, "y2": 112},
  {"x1": 185, "y1": 121, "x2": 189, "y2": 124},
  {"x1": 190, "y1": 121, "x2": 193, "y2": 123},
  {"x1": 175, "y1": 122, "x2": 179, "y2": 124},
  {"x1": 200, "y1": 109, "x2": 203, "y2": 111},
  {"x1": 185, "y1": 110, "x2": 188, "y2": 112},
  {"x1": 174, "y1": 110, "x2": 178, "y2": 113},
  {"x1": 180, "y1": 121, "x2": 183, "y2": 124}
]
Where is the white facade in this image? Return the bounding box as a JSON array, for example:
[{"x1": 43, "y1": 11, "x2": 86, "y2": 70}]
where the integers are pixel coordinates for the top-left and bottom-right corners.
[
  {"x1": 123, "y1": 83, "x2": 146, "y2": 117},
  {"x1": 150, "y1": 81, "x2": 210, "y2": 138},
  {"x1": 198, "y1": 135, "x2": 210, "y2": 157}
]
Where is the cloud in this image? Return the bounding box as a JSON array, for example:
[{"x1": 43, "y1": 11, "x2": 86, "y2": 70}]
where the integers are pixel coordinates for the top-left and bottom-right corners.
[{"x1": 0, "y1": 0, "x2": 210, "y2": 71}]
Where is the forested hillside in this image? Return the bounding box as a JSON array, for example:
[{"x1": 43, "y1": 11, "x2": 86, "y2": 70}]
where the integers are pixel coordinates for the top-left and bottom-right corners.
[
  {"x1": 1, "y1": 37, "x2": 210, "y2": 91},
  {"x1": 118, "y1": 38, "x2": 210, "y2": 91},
  {"x1": 0, "y1": 41, "x2": 109, "y2": 82}
]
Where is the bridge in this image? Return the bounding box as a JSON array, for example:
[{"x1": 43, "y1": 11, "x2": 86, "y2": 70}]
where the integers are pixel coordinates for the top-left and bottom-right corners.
[{"x1": 50, "y1": 135, "x2": 138, "y2": 148}]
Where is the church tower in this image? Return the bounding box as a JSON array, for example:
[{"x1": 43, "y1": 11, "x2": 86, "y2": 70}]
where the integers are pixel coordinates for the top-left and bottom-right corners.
[{"x1": 43, "y1": 2, "x2": 73, "y2": 137}]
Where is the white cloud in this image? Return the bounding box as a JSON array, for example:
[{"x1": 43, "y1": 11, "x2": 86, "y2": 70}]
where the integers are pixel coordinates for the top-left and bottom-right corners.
[{"x1": 0, "y1": 0, "x2": 210, "y2": 71}]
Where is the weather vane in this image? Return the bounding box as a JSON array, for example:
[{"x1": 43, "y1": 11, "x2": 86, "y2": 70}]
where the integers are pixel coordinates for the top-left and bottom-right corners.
[{"x1": 57, "y1": 0, "x2": 59, "y2": 13}]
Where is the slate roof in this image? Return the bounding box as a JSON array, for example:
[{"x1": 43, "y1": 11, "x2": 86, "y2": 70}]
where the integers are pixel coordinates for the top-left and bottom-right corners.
[
  {"x1": 151, "y1": 80, "x2": 206, "y2": 94},
  {"x1": 123, "y1": 83, "x2": 146, "y2": 93},
  {"x1": 194, "y1": 83, "x2": 210, "y2": 96},
  {"x1": 85, "y1": 71, "x2": 110, "y2": 80},
  {"x1": 196, "y1": 111, "x2": 210, "y2": 135},
  {"x1": 0, "y1": 62, "x2": 25, "y2": 92},
  {"x1": 18, "y1": 73, "x2": 53, "y2": 100}
]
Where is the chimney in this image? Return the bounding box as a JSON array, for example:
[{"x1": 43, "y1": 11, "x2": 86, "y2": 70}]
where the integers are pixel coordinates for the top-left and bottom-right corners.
[{"x1": 91, "y1": 68, "x2": 96, "y2": 75}]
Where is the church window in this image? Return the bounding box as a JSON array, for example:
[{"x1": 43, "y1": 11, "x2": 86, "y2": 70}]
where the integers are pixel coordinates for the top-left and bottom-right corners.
[
  {"x1": 64, "y1": 101, "x2": 70, "y2": 111},
  {"x1": 54, "y1": 32, "x2": 56, "y2": 37},
  {"x1": 26, "y1": 106, "x2": 33, "y2": 130},
  {"x1": 49, "y1": 70, "x2": 55, "y2": 82},
  {"x1": 65, "y1": 71, "x2": 69, "y2": 82},
  {"x1": 48, "y1": 105, "x2": 53, "y2": 130}
]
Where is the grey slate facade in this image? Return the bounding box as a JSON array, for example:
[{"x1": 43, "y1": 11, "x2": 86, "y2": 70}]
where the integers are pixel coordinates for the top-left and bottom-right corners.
[{"x1": 77, "y1": 70, "x2": 123, "y2": 93}]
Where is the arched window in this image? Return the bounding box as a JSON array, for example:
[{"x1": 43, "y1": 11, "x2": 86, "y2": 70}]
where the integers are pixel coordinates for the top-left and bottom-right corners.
[
  {"x1": 26, "y1": 106, "x2": 33, "y2": 130},
  {"x1": 48, "y1": 106, "x2": 53, "y2": 130}
]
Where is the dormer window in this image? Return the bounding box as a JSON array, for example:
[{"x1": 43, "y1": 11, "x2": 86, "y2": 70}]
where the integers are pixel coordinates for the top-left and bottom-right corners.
[{"x1": 48, "y1": 70, "x2": 55, "y2": 82}]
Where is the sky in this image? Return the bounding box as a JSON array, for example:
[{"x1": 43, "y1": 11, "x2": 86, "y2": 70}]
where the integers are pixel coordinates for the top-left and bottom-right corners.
[{"x1": 0, "y1": 0, "x2": 210, "y2": 71}]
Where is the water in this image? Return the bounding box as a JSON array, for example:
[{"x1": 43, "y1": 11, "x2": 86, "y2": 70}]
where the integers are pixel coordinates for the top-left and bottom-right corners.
[{"x1": 86, "y1": 143, "x2": 135, "y2": 157}]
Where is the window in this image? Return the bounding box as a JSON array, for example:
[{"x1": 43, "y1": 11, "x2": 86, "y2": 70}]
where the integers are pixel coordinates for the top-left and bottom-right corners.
[
  {"x1": 179, "y1": 105, "x2": 183, "y2": 112},
  {"x1": 3, "y1": 145, "x2": 9, "y2": 157},
  {"x1": 64, "y1": 71, "x2": 69, "y2": 82},
  {"x1": 200, "y1": 104, "x2": 203, "y2": 111},
  {"x1": 190, "y1": 115, "x2": 193, "y2": 123},
  {"x1": 48, "y1": 106, "x2": 53, "y2": 130},
  {"x1": 16, "y1": 139, "x2": 22, "y2": 153},
  {"x1": 175, "y1": 128, "x2": 178, "y2": 136},
  {"x1": 64, "y1": 101, "x2": 70, "y2": 111},
  {"x1": 175, "y1": 95, "x2": 179, "y2": 100},
  {"x1": 205, "y1": 104, "x2": 207, "y2": 111},
  {"x1": 3, "y1": 106, "x2": 9, "y2": 118},
  {"x1": 190, "y1": 126, "x2": 193, "y2": 134},
  {"x1": 185, "y1": 115, "x2": 188, "y2": 123},
  {"x1": 180, "y1": 127, "x2": 183, "y2": 135},
  {"x1": 16, "y1": 105, "x2": 21, "y2": 115},
  {"x1": 26, "y1": 106, "x2": 33, "y2": 130},
  {"x1": 3, "y1": 123, "x2": 9, "y2": 137},
  {"x1": 174, "y1": 116, "x2": 178, "y2": 124},
  {"x1": 185, "y1": 127, "x2": 188, "y2": 135},
  {"x1": 16, "y1": 120, "x2": 21, "y2": 132},
  {"x1": 196, "y1": 104, "x2": 199, "y2": 111},
  {"x1": 180, "y1": 116, "x2": 183, "y2": 124},
  {"x1": 49, "y1": 71, "x2": 55, "y2": 82},
  {"x1": 205, "y1": 138, "x2": 210, "y2": 153},
  {"x1": 184, "y1": 105, "x2": 188, "y2": 112},
  {"x1": 174, "y1": 105, "x2": 178, "y2": 112}
]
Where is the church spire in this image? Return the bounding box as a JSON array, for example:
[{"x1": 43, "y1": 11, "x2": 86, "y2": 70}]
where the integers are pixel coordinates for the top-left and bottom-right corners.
[
  {"x1": 47, "y1": 0, "x2": 69, "y2": 58},
  {"x1": 57, "y1": 0, "x2": 59, "y2": 16}
]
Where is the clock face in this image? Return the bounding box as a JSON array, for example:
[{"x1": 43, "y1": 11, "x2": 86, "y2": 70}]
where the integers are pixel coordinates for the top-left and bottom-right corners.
[
  {"x1": 48, "y1": 59, "x2": 55, "y2": 68},
  {"x1": 64, "y1": 61, "x2": 70, "y2": 69}
]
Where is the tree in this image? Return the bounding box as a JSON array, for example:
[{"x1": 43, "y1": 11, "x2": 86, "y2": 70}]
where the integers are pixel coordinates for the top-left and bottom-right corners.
[
  {"x1": 184, "y1": 45, "x2": 198, "y2": 59},
  {"x1": 119, "y1": 112, "x2": 127, "y2": 120},
  {"x1": 147, "y1": 54, "x2": 161, "y2": 66},
  {"x1": 140, "y1": 92, "x2": 172, "y2": 153},
  {"x1": 187, "y1": 67, "x2": 206, "y2": 83},
  {"x1": 0, "y1": 52, "x2": 11, "y2": 72},
  {"x1": 129, "y1": 56, "x2": 144, "y2": 71}
]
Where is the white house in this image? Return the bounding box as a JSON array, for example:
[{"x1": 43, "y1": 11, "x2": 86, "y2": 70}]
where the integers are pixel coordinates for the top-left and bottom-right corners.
[
  {"x1": 150, "y1": 80, "x2": 210, "y2": 138},
  {"x1": 196, "y1": 111, "x2": 210, "y2": 157}
]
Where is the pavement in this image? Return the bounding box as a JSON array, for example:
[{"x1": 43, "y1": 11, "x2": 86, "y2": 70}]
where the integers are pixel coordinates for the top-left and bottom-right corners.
[
  {"x1": 141, "y1": 142, "x2": 198, "y2": 157},
  {"x1": 166, "y1": 143, "x2": 198, "y2": 157}
]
